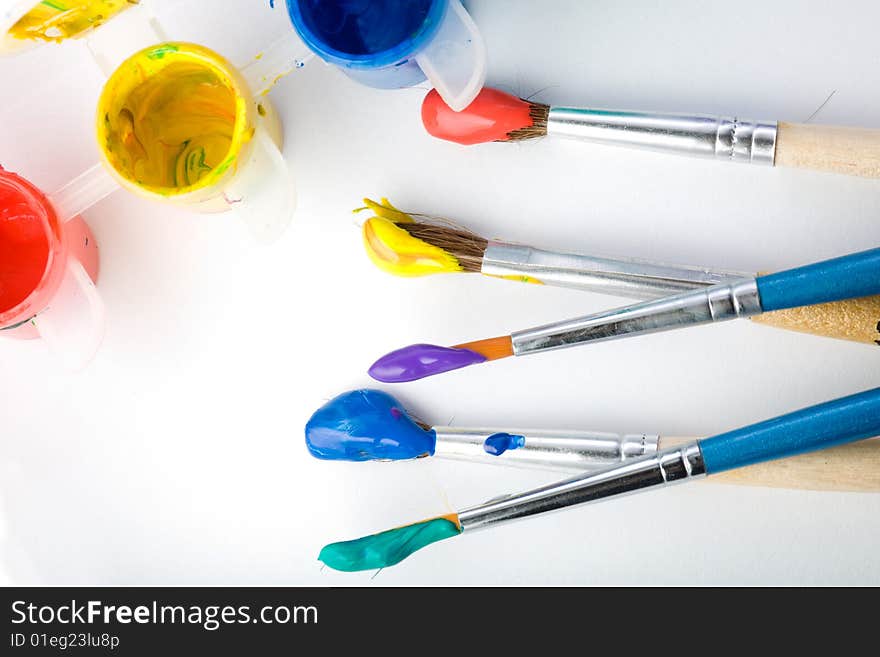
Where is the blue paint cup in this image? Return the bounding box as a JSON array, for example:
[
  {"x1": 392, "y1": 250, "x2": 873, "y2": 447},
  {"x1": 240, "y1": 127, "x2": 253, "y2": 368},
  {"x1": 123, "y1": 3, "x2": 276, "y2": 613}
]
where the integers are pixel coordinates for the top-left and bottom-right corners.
[{"x1": 286, "y1": 0, "x2": 486, "y2": 110}]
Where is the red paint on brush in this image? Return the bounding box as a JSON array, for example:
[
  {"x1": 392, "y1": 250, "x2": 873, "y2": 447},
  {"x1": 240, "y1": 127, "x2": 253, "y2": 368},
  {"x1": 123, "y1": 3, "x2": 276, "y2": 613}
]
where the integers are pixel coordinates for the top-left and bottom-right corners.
[{"x1": 421, "y1": 87, "x2": 535, "y2": 145}]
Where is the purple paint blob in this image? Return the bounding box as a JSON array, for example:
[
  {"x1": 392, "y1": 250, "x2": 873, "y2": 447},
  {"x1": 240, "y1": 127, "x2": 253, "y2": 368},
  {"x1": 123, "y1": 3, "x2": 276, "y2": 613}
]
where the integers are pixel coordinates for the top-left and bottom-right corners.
[{"x1": 368, "y1": 344, "x2": 487, "y2": 383}]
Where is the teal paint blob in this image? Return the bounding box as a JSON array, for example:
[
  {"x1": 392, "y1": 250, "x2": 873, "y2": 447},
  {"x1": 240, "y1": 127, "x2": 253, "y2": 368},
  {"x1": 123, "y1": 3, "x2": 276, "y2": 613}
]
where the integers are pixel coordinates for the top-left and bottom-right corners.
[
  {"x1": 305, "y1": 389, "x2": 436, "y2": 461},
  {"x1": 483, "y1": 432, "x2": 525, "y2": 456},
  {"x1": 319, "y1": 517, "x2": 461, "y2": 572}
]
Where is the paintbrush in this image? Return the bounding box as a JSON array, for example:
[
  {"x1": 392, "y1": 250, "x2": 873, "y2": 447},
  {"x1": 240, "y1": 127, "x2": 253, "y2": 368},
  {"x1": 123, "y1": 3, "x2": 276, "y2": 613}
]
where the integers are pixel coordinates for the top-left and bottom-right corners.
[
  {"x1": 319, "y1": 386, "x2": 880, "y2": 571},
  {"x1": 368, "y1": 247, "x2": 880, "y2": 382},
  {"x1": 305, "y1": 389, "x2": 880, "y2": 492},
  {"x1": 422, "y1": 87, "x2": 880, "y2": 179},
  {"x1": 359, "y1": 198, "x2": 880, "y2": 345}
]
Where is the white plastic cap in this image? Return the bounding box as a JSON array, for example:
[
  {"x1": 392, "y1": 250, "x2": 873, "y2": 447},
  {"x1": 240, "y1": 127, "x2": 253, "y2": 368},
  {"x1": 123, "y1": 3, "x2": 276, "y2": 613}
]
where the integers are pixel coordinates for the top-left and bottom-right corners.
[{"x1": 415, "y1": 0, "x2": 487, "y2": 111}]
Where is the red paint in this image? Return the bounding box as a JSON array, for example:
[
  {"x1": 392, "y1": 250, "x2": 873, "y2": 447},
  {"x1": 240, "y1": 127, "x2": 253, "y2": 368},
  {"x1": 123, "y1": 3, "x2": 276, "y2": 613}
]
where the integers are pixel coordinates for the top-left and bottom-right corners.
[
  {"x1": 0, "y1": 168, "x2": 53, "y2": 316},
  {"x1": 421, "y1": 87, "x2": 534, "y2": 145}
]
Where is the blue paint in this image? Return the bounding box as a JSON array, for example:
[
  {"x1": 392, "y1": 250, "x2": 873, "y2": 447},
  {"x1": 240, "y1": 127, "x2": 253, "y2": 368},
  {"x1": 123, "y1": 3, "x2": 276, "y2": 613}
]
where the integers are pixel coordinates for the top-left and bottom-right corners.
[
  {"x1": 699, "y1": 387, "x2": 880, "y2": 474},
  {"x1": 305, "y1": 389, "x2": 436, "y2": 461},
  {"x1": 756, "y1": 248, "x2": 880, "y2": 312},
  {"x1": 286, "y1": 0, "x2": 447, "y2": 88},
  {"x1": 483, "y1": 433, "x2": 525, "y2": 456}
]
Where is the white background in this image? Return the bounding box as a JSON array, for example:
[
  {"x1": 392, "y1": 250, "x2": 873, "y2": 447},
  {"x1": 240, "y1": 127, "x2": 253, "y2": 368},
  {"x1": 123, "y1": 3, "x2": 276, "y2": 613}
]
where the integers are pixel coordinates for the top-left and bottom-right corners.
[{"x1": 1, "y1": 0, "x2": 879, "y2": 585}]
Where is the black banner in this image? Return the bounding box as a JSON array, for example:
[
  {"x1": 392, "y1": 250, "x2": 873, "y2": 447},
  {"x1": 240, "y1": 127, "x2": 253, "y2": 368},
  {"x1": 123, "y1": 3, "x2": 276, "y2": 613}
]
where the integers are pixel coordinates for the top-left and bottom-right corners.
[{"x1": 0, "y1": 586, "x2": 866, "y2": 653}]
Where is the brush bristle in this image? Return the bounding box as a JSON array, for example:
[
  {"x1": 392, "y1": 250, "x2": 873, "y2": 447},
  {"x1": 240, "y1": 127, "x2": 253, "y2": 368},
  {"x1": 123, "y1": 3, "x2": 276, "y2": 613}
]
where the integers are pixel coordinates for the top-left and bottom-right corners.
[
  {"x1": 455, "y1": 336, "x2": 514, "y2": 361},
  {"x1": 400, "y1": 222, "x2": 488, "y2": 274},
  {"x1": 506, "y1": 100, "x2": 550, "y2": 141}
]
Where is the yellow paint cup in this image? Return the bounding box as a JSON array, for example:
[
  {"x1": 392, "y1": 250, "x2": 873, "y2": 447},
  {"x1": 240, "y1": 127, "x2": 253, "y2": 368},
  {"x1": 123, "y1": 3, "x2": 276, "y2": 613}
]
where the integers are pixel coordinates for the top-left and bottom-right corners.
[
  {"x1": 96, "y1": 42, "x2": 294, "y2": 241},
  {"x1": 0, "y1": 0, "x2": 143, "y2": 55}
]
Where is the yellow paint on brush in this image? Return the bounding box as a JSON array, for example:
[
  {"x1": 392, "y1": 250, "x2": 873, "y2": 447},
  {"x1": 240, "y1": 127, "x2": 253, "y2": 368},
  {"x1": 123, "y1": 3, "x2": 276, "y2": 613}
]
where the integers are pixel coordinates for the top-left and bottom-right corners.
[
  {"x1": 486, "y1": 273, "x2": 545, "y2": 285},
  {"x1": 362, "y1": 216, "x2": 462, "y2": 277},
  {"x1": 355, "y1": 197, "x2": 414, "y2": 224},
  {"x1": 9, "y1": 1, "x2": 136, "y2": 42},
  {"x1": 97, "y1": 43, "x2": 252, "y2": 197}
]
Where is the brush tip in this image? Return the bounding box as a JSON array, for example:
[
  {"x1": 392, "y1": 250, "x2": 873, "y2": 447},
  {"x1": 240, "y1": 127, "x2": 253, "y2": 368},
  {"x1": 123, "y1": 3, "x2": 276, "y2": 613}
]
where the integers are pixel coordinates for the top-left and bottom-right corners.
[
  {"x1": 319, "y1": 516, "x2": 462, "y2": 572},
  {"x1": 304, "y1": 389, "x2": 436, "y2": 462},
  {"x1": 421, "y1": 87, "x2": 544, "y2": 145},
  {"x1": 368, "y1": 344, "x2": 488, "y2": 383},
  {"x1": 362, "y1": 215, "x2": 463, "y2": 277}
]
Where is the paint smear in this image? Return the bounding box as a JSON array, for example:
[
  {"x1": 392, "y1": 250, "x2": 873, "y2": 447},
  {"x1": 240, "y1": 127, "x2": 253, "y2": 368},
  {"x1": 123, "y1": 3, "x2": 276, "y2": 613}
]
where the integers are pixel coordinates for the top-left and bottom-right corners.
[
  {"x1": 362, "y1": 216, "x2": 462, "y2": 277},
  {"x1": 9, "y1": 1, "x2": 136, "y2": 42},
  {"x1": 368, "y1": 344, "x2": 486, "y2": 383},
  {"x1": 483, "y1": 433, "x2": 525, "y2": 456},
  {"x1": 319, "y1": 515, "x2": 461, "y2": 572},
  {"x1": 421, "y1": 87, "x2": 535, "y2": 145},
  {"x1": 97, "y1": 43, "x2": 250, "y2": 195},
  {"x1": 0, "y1": 169, "x2": 52, "y2": 317},
  {"x1": 305, "y1": 389, "x2": 436, "y2": 461}
]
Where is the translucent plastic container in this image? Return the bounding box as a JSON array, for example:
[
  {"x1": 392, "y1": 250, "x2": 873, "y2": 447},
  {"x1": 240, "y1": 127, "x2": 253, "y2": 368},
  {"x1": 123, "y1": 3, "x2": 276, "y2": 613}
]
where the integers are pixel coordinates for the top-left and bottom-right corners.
[
  {"x1": 286, "y1": 0, "x2": 486, "y2": 110},
  {"x1": 0, "y1": 167, "x2": 104, "y2": 369},
  {"x1": 0, "y1": 0, "x2": 147, "y2": 55},
  {"x1": 94, "y1": 41, "x2": 295, "y2": 243}
]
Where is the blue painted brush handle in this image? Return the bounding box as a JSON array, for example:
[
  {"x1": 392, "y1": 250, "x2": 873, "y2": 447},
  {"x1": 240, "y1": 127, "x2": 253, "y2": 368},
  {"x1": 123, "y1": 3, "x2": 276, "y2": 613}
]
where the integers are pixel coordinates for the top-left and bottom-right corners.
[
  {"x1": 757, "y1": 248, "x2": 880, "y2": 312},
  {"x1": 699, "y1": 387, "x2": 880, "y2": 474}
]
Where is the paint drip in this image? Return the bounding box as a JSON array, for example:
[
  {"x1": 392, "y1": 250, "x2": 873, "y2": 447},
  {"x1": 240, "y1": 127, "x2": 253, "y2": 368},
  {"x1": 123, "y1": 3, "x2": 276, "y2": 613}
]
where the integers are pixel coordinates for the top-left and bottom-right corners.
[
  {"x1": 483, "y1": 433, "x2": 525, "y2": 456},
  {"x1": 305, "y1": 389, "x2": 436, "y2": 461},
  {"x1": 9, "y1": 1, "x2": 136, "y2": 42},
  {"x1": 0, "y1": 169, "x2": 52, "y2": 318},
  {"x1": 368, "y1": 344, "x2": 486, "y2": 383},
  {"x1": 98, "y1": 43, "x2": 250, "y2": 195},
  {"x1": 421, "y1": 87, "x2": 536, "y2": 145},
  {"x1": 319, "y1": 515, "x2": 461, "y2": 572}
]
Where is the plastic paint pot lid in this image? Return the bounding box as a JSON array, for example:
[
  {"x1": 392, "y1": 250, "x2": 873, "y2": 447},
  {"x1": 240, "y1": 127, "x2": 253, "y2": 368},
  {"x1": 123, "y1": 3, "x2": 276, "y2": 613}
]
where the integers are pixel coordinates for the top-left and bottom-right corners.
[
  {"x1": 0, "y1": 168, "x2": 65, "y2": 327},
  {"x1": 286, "y1": 0, "x2": 447, "y2": 69}
]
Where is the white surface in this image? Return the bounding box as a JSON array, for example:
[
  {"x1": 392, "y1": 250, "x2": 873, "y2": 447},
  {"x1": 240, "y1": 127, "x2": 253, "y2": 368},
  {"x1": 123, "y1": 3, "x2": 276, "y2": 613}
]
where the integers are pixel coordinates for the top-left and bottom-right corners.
[{"x1": 1, "y1": 0, "x2": 879, "y2": 586}]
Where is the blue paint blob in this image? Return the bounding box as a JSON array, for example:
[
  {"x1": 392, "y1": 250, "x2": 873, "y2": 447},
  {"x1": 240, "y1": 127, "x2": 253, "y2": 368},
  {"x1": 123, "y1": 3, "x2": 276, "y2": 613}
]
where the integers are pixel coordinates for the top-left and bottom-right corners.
[
  {"x1": 483, "y1": 433, "x2": 526, "y2": 456},
  {"x1": 305, "y1": 389, "x2": 436, "y2": 462}
]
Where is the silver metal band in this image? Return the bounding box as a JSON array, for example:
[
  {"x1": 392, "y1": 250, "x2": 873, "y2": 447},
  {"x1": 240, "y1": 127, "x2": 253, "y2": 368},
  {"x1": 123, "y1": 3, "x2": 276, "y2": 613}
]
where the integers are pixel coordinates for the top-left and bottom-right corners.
[
  {"x1": 547, "y1": 107, "x2": 778, "y2": 165},
  {"x1": 511, "y1": 277, "x2": 762, "y2": 356},
  {"x1": 432, "y1": 427, "x2": 659, "y2": 472},
  {"x1": 458, "y1": 443, "x2": 706, "y2": 532},
  {"x1": 481, "y1": 242, "x2": 752, "y2": 299}
]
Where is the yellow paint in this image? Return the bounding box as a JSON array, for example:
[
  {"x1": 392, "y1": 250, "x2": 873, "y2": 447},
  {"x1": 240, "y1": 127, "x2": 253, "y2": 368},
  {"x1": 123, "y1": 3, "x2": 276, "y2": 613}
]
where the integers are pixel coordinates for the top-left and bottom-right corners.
[
  {"x1": 486, "y1": 273, "x2": 545, "y2": 285},
  {"x1": 9, "y1": 1, "x2": 136, "y2": 42},
  {"x1": 362, "y1": 216, "x2": 462, "y2": 277},
  {"x1": 96, "y1": 42, "x2": 252, "y2": 197},
  {"x1": 355, "y1": 197, "x2": 414, "y2": 224}
]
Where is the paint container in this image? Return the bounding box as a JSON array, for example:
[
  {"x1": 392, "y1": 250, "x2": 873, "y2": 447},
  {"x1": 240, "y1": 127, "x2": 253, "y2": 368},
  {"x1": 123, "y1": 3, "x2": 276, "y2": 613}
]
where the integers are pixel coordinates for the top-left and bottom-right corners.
[
  {"x1": 286, "y1": 0, "x2": 486, "y2": 111},
  {"x1": 2, "y1": 8, "x2": 296, "y2": 241},
  {"x1": 93, "y1": 42, "x2": 295, "y2": 242},
  {"x1": 0, "y1": 0, "x2": 148, "y2": 55},
  {"x1": 0, "y1": 167, "x2": 104, "y2": 369}
]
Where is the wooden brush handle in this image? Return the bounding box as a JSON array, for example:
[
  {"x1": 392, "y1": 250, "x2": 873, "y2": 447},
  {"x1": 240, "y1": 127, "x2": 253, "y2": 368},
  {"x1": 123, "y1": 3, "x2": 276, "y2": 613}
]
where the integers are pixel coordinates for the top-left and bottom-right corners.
[
  {"x1": 750, "y1": 295, "x2": 880, "y2": 345},
  {"x1": 775, "y1": 122, "x2": 880, "y2": 178},
  {"x1": 660, "y1": 437, "x2": 880, "y2": 492}
]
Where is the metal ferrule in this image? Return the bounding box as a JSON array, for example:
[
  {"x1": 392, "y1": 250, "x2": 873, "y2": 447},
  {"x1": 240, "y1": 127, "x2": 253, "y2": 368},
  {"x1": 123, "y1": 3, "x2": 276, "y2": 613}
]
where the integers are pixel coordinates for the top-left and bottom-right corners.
[
  {"x1": 481, "y1": 242, "x2": 752, "y2": 299},
  {"x1": 512, "y1": 277, "x2": 762, "y2": 356},
  {"x1": 458, "y1": 443, "x2": 706, "y2": 532},
  {"x1": 432, "y1": 427, "x2": 659, "y2": 472},
  {"x1": 547, "y1": 107, "x2": 778, "y2": 165}
]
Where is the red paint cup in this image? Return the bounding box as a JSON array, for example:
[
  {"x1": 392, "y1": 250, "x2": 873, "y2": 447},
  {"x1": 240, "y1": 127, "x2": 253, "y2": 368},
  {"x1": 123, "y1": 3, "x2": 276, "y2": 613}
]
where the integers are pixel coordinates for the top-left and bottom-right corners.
[{"x1": 0, "y1": 167, "x2": 103, "y2": 368}]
